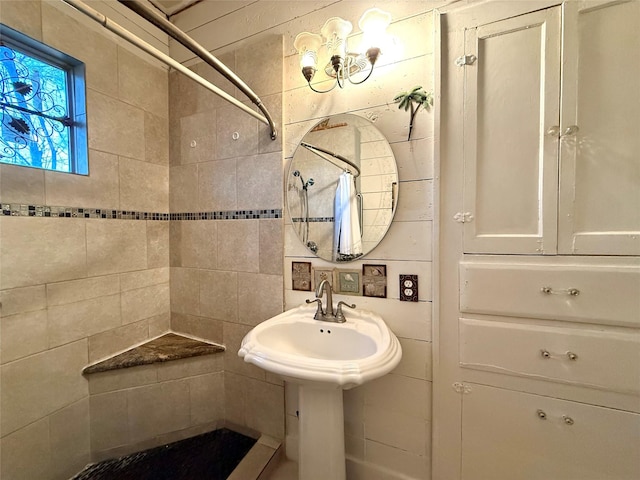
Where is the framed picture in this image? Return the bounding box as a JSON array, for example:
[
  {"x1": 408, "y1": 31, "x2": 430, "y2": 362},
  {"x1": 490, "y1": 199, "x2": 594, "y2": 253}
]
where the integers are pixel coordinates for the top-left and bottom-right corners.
[
  {"x1": 292, "y1": 261, "x2": 312, "y2": 291},
  {"x1": 362, "y1": 264, "x2": 387, "y2": 298},
  {"x1": 334, "y1": 269, "x2": 362, "y2": 295},
  {"x1": 312, "y1": 267, "x2": 334, "y2": 291}
]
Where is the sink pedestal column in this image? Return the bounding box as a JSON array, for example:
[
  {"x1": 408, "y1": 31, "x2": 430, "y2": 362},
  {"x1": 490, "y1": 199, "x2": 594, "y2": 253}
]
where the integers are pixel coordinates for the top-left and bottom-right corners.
[{"x1": 298, "y1": 382, "x2": 346, "y2": 480}]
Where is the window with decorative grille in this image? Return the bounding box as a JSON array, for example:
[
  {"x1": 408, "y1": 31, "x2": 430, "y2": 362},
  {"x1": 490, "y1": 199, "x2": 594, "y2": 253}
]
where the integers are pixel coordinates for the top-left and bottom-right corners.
[{"x1": 0, "y1": 24, "x2": 87, "y2": 174}]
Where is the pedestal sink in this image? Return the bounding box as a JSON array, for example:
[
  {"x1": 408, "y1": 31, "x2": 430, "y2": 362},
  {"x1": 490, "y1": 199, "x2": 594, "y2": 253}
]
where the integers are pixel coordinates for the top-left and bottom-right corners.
[{"x1": 238, "y1": 303, "x2": 402, "y2": 480}]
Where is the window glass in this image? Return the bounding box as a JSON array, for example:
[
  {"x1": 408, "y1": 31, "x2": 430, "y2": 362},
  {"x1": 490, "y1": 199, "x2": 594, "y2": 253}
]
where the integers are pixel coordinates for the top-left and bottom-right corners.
[{"x1": 1, "y1": 25, "x2": 87, "y2": 174}]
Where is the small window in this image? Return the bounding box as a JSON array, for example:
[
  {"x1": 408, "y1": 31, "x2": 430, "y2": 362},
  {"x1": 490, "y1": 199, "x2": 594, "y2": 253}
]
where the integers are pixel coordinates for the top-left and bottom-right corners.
[{"x1": 1, "y1": 24, "x2": 87, "y2": 174}]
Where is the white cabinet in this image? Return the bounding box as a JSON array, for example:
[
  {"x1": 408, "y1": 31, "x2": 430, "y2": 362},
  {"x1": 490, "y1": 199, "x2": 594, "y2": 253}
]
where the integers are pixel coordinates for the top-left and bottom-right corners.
[
  {"x1": 461, "y1": 385, "x2": 640, "y2": 480},
  {"x1": 462, "y1": 1, "x2": 640, "y2": 256},
  {"x1": 436, "y1": 2, "x2": 640, "y2": 480}
]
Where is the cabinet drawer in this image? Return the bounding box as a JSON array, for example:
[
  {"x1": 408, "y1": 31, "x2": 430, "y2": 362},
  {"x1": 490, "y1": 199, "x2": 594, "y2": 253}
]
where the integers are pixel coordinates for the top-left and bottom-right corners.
[
  {"x1": 460, "y1": 262, "x2": 640, "y2": 327},
  {"x1": 462, "y1": 384, "x2": 640, "y2": 480},
  {"x1": 460, "y1": 318, "x2": 640, "y2": 394}
]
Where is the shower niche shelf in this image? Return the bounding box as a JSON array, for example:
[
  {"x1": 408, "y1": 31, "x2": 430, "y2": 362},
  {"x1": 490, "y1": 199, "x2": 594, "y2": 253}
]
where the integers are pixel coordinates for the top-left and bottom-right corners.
[{"x1": 82, "y1": 333, "x2": 225, "y2": 375}]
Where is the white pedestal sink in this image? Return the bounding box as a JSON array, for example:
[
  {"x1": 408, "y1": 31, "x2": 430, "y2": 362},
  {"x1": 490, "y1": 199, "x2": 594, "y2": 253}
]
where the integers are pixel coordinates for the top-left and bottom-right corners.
[{"x1": 238, "y1": 303, "x2": 402, "y2": 480}]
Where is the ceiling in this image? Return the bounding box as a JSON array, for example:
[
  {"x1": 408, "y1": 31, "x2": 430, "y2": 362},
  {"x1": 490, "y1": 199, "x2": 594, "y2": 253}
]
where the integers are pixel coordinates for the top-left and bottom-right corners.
[{"x1": 148, "y1": 0, "x2": 202, "y2": 17}]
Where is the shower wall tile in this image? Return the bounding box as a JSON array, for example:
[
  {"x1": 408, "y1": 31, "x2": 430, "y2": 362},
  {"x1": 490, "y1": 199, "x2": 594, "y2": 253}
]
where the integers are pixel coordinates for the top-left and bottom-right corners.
[
  {"x1": 259, "y1": 93, "x2": 283, "y2": 155},
  {"x1": 216, "y1": 102, "x2": 259, "y2": 159},
  {"x1": 42, "y1": 2, "x2": 118, "y2": 97},
  {"x1": 46, "y1": 274, "x2": 120, "y2": 307},
  {"x1": 198, "y1": 159, "x2": 237, "y2": 211},
  {"x1": 244, "y1": 376, "x2": 285, "y2": 439},
  {"x1": 88, "y1": 364, "x2": 158, "y2": 396},
  {"x1": 121, "y1": 283, "x2": 170, "y2": 325},
  {"x1": 90, "y1": 390, "x2": 130, "y2": 452},
  {"x1": 47, "y1": 293, "x2": 121, "y2": 348},
  {"x1": 147, "y1": 220, "x2": 170, "y2": 269},
  {"x1": 237, "y1": 152, "x2": 282, "y2": 210},
  {"x1": 259, "y1": 219, "x2": 284, "y2": 275},
  {"x1": 199, "y1": 269, "x2": 238, "y2": 321},
  {"x1": 222, "y1": 321, "x2": 265, "y2": 381},
  {"x1": 217, "y1": 220, "x2": 260, "y2": 272},
  {"x1": 144, "y1": 111, "x2": 170, "y2": 166},
  {"x1": 127, "y1": 379, "x2": 191, "y2": 444},
  {"x1": 148, "y1": 312, "x2": 171, "y2": 337},
  {"x1": 0, "y1": 284, "x2": 46, "y2": 316},
  {"x1": 188, "y1": 372, "x2": 224, "y2": 425},
  {"x1": 87, "y1": 89, "x2": 145, "y2": 161},
  {"x1": 169, "y1": 164, "x2": 199, "y2": 212},
  {"x1": 1, "y1": 0, "x2": 42, "y2": 41},
  {"x1": 192, "y1": 51, "x2": 237, "y2": 110},
  {"x1": 45, "y1": 150, "x2": 120, "y2": 209},
  {"x1": 168, "y1": 70, "x2": 200, "y2": 121},
  {"x1": 235, "y1": 35, "x2": 283, "y2": 98},
  {"x1": 120, "y1": 267, "x2": 169, "y2": 292},
  {"x1": 156, "y1": 353, "x2": 223, "y2": 382},
  {"x1": 170, "y1": 220, "x2": 218, "y2": 269},
  {"x1": 180, "y1": 111, "x2": 217, "y2": 164},
  {"x1": 117, "y1": 47, "x2": 169, "y2": 119},
  {"x1": 0, "y1": 217, "x2": 87, "y2": 289},
  {"x1": 0, "y1": 418, "x2": 51, "y2": 480},
  {"x1": 0, "y1": 339, "x2": 88, "y2": 436},
  {"x1": 118, "y1": 157, "x2": 169, "y2": 212},
  {"x1": 0, "y1": 310, "x2": 48, "y2": 364},
  {"x1": 88, "y1": 319, "x2": 149, "y2": 364},
  {"x1": 170, "y1": 267, "x2": 200, "y2": 316},
  {"x1": 49, "y1": 398, "x2": 91, "y2": 479},
  {"x1": 0, "y1": 164, "x2": 45, "y2": 204},
  {"x1": 86, "y1": 219, "x2": 148, "y2": 276},
  {"x1": 237, "y1": 273, "x2": 283, "y2": 327},
  {"x1": 170, "y1": 313, "x2": 223, "y2": 343}
]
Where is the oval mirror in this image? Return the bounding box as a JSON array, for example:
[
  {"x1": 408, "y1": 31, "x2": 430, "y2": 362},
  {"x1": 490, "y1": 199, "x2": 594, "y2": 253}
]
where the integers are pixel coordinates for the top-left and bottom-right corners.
[{"x1": 287, "y1": 113, "x2": 398, "y2": 263}]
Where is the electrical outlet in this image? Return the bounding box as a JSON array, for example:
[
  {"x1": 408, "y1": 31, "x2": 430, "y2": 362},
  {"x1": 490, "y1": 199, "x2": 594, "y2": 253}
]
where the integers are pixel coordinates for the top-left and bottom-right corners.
[{"x1": 399, "y1": 274, "x2": 418, "y2": 302}]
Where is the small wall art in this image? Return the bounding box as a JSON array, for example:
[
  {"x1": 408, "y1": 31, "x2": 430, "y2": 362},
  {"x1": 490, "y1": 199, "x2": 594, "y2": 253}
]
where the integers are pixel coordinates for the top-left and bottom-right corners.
[
  {"x1": 292, "y1": 261, "x2": 312, "y2": 291},
  {"x1": 362, "y1": 264, "x2": 387, "y2": 298},
  {"x1": 312, "y1": 267, "x2": 334, "y2": 291},
  {"x1": 334, "y1": 269, "x2": 362, "y2": 295}
]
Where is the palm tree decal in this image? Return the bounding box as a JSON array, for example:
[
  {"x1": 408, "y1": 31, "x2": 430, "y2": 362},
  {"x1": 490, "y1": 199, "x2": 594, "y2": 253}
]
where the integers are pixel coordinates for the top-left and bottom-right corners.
[{"x1": 393, "y1": 86, "x2": 433, "y2": 141}]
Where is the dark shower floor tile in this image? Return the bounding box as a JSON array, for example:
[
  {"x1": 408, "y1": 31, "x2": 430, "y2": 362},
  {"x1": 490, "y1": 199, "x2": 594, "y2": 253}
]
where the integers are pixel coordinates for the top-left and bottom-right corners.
[{"x1": 71, "y1": 428, "x2": 257, "y2": 480}]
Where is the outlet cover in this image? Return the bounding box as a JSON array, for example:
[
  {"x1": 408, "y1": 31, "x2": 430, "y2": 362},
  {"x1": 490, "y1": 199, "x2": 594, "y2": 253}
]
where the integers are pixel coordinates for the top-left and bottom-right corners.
[{"x1": 399, "y1": 274, "x2": 418, "y2": 302}]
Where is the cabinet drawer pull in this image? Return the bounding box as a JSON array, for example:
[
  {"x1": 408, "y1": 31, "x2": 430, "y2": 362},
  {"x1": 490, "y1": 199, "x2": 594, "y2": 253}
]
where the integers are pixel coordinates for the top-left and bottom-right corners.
[
  {"x1": 536, "y1": 409, "x2": 547, "y2": 420},
  {"x1": 540, "y1": 286, "x2": 580, "y2": 296},
  {"x1": 562, "y1": 415, "x2": 574, "y2": 425},
  {"x1": 540, "y1": 349, "x2": 551, "y2": 359},
  {"x1": 566, "y1": 351, "x2": 578, "y2": 361}
]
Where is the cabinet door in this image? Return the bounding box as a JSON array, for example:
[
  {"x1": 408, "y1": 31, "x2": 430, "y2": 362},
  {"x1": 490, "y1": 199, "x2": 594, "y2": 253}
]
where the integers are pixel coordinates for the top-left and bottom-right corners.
[
  {"x1": 558, "y1": 0, "x2": 640, "y2": 255},
  {"x1": 462, "y1": 8, "x2": 561, "y2": 254},
  {"x1": 461, "y1": 384, "x2": 640, "y2": 480}
]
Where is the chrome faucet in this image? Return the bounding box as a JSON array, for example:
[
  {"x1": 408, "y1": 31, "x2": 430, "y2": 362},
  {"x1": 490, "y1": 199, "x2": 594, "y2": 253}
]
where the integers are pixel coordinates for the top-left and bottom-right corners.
[{"x1": 306, "y1": 279, "x2": 355, "y2": 323}]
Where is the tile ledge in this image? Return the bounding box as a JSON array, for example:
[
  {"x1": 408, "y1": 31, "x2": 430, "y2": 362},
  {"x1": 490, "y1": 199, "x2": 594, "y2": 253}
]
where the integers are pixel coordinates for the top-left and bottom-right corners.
[{"x1": 83, "y1": 332, "x2": 225, "y2": 374}]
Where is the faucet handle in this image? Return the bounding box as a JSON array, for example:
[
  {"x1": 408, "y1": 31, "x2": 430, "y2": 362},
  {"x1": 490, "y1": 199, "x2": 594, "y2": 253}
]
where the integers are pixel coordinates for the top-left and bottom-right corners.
[
  {"x1": 306, "y1": 298, "x2": 324, "y2": 320},
  {"x1": 335, "y1": 301, "x2": 356, "y2": 322}
]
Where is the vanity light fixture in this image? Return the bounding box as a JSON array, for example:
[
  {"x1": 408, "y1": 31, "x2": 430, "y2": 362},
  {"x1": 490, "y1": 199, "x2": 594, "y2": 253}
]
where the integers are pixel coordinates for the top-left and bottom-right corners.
[{"x1": 293, "y1": 8, "x2": 392, "y2": 93}]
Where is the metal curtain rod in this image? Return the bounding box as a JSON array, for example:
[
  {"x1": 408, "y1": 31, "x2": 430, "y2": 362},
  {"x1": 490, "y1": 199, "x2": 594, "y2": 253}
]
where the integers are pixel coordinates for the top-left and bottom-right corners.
[
  {"x1": 118, "y1": 0, "x2": 277, "y2": 140},
  {"x1": 300, "y1": 142, "x2": 361, "y2": 177},
  {"x1": 59, "y1": 0, "x2": 277, "y2": 140}
]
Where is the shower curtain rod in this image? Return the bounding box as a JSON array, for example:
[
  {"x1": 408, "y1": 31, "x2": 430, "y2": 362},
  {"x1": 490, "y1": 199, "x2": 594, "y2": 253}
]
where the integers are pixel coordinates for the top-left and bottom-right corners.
[
  {"x1": 300, "y1": 141, "x2": 361, "y2": 177},
  {"x1": 60, "y1": 0, "x2": 277, "y2": 140}
]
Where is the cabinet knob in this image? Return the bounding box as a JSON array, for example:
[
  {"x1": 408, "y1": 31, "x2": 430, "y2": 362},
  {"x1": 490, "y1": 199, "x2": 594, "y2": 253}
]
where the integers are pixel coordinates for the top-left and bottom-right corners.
[
  {"x1": 540, "y1": 349, "x2": 551, "y2": 359},
  {"x1": 546, "y1": 125, "x2": 560, "y2": 136},
  {"x1": 562, "y1": 415, "x2": 575, "y2": 425},
  {"x1": 536, "y1": 409, "x2": 547, "y2": 420},
  {"x1": 566, "y1": 351, "x2": 578, "y2": 361}
]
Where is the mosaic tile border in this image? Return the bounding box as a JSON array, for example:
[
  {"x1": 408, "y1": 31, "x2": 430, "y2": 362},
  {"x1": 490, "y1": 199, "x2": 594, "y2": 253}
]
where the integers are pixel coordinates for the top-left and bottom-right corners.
[
  {"x1": 291, "y1": 217, "x2": 334, "y2": 223},
  {"x1": 1, "y1": 203, "x2": 282, "y2": 220}
]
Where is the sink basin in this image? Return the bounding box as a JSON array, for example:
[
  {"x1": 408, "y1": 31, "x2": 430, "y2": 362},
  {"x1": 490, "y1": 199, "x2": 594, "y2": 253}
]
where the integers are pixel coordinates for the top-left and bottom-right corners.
[{"x1": 238, "y1": 303, "x2": 402, "y2": 388}]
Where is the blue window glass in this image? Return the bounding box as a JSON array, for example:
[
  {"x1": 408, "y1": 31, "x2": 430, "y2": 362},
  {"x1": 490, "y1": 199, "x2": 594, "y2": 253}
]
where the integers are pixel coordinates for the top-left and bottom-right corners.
[{"x1": 1, "y1": 24, "x2": 87, "y2": 174}]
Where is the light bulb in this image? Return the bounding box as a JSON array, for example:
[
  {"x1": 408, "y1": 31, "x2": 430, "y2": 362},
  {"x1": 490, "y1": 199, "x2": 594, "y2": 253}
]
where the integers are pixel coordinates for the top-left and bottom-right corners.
[{"x1": 294, "y1": 32, "x2": 322, "y2": 82}]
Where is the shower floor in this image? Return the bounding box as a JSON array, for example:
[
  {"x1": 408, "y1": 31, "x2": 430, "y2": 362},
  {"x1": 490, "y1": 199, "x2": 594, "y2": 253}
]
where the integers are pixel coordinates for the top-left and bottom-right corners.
[{"x1": 71, "y1": 428, "x2": 257, "y2": 480}]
